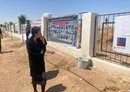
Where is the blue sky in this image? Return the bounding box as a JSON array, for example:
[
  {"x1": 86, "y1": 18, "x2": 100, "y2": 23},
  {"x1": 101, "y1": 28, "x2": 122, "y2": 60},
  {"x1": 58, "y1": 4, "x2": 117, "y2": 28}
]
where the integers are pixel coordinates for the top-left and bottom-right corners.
[{"x1": 0, "y1": 0, "x2": 130, "y2": 23}]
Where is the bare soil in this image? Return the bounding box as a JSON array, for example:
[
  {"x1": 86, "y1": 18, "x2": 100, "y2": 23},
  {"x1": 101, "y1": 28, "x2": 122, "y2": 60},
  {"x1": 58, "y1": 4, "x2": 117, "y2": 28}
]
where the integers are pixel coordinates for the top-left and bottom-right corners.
[{"x1": 0, "y1": 37, "x2": 130, "y2": 92}]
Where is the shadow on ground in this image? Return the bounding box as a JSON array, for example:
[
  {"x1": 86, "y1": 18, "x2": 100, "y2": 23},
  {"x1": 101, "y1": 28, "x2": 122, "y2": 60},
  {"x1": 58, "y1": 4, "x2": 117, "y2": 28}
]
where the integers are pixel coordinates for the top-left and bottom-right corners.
[
  {"x1": 46, "y1": 84, "x2": 66, "y2": 92},
  {"x1": 46, "y1": 70, "x2": 59, "y2": 80}
]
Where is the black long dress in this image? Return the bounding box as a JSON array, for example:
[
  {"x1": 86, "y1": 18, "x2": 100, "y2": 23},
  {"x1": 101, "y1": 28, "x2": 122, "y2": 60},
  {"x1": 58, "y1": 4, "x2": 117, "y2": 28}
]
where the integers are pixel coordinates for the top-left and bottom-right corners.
[{"x1": 26, "y1": 37, "x2": 47, "y2": 84}]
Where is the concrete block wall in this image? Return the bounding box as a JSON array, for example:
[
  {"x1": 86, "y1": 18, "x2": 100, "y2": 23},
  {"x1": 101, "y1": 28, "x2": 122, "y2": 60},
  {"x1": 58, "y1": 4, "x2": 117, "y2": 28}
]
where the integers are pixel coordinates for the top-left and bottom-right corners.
[
  {"x1": 4, "y1": 12, "x2": 130, "y2": 76},
  {"x1": 41, "y1": 12, "x2": 98, "y2": 58}
]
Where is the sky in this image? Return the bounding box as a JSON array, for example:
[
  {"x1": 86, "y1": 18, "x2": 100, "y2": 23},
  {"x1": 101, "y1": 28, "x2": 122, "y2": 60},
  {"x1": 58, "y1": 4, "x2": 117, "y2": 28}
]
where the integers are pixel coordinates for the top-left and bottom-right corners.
[{"x1": 0, "y1": 0, "x2": 130, "y2": 23}]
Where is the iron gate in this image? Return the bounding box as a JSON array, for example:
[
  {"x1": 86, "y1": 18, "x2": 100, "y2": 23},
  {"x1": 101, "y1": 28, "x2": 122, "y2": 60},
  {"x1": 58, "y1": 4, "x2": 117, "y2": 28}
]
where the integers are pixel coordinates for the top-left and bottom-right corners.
[
  {"x1": 47, "y1": 15, "x2": 78, "y2": 46},
  {"x1": 95, "y1": 12, "x2": 130, "y2": 66}
]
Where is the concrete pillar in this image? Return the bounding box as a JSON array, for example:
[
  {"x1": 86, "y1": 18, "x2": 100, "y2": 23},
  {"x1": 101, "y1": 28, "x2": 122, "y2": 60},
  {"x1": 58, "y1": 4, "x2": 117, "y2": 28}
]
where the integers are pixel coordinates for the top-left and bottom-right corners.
[
  {"x1": 41, "y1": 17, "x2": 48, "y2": 39},
  {"x1": 18, "y1": 23, "x2": 21, "y2": 34},
  {"x1": 41, "y1": 13, "x2": 52, "y2": 40},
  {"x1": 81, "y1": 12, "x2": 97, "y2": 58},
  {"x1": 7, "y1": 24, "x2": 9, "y2": 32},
  {"x1": 13, "y1": 24, "x2": 15, "y2": 33}
]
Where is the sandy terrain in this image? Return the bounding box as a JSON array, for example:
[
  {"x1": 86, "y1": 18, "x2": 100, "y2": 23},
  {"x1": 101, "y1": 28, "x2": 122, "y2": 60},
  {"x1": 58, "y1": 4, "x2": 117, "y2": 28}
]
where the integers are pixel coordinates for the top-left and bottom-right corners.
[{"x1": 0, "y1": 37, "x2": 130, "y2": 92}]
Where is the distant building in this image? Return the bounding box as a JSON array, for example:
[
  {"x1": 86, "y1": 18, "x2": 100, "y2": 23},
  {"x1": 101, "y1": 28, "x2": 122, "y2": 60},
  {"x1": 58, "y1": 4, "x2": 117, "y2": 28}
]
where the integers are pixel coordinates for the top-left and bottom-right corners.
[{"x1": 31, "y1": 20, "x2": 41, "y2": 27}]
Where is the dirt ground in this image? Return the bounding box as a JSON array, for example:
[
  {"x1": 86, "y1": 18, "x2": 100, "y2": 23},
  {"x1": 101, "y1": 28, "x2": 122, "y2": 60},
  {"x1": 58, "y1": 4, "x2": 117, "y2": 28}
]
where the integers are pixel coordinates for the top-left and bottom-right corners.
[{"x1": 0, "y1": 36, "x2": 130, "y2": 92}]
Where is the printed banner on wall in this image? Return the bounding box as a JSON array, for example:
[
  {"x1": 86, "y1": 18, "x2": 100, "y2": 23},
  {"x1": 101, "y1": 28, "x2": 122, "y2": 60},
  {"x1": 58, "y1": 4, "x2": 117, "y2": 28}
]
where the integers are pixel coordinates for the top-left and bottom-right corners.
[
  {"x1": 113, "y1": 15, "x2": 130, "y2": 54},
  {"x1": 48, "y1": 15, "x2": 78, "y2": 45}
]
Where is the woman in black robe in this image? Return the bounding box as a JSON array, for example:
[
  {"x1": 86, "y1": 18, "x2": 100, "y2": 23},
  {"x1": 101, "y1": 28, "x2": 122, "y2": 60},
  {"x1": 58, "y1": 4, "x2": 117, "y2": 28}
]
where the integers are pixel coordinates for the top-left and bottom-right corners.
[
  {"x1": 0, "y1": 26, "x2": 3, "y2": 54},
  {"x1": 26, "y1": 27, "x2": 47, "y2": 92},
  {"x1": 26, "y1": 21, "x2": 31, "y2": 40}
]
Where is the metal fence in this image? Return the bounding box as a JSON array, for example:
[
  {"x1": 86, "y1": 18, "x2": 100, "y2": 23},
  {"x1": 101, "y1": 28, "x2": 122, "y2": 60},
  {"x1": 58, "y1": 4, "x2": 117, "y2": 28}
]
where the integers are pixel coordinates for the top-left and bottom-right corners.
[{"x1": 95, "y1": 12, "x2": 130, "y2": 67}]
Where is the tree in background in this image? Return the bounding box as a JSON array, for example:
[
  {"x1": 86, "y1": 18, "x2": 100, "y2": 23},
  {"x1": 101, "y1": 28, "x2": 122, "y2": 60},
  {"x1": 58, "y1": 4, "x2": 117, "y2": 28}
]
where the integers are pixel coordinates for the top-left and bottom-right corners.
[{"x1": 18, "y1": 15, "x2": 26, "y2": 42}]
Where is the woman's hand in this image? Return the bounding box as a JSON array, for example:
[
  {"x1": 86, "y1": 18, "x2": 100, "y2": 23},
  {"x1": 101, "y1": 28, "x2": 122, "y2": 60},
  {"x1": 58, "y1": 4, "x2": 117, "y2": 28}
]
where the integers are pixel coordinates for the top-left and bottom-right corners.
[{"x1": 39, "y1": 36, "x2": 46, "y2": 45}]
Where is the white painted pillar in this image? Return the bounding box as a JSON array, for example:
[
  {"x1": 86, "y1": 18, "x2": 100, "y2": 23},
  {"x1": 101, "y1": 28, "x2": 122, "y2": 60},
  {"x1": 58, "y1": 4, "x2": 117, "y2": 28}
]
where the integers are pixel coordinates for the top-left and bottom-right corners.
[
  {"x1": 18, "y1": 23, "x2": 21, "y2": 34},
  {"x1": 41, "y1": 17, "x2": 48, "y2": 39},
  {"x1": 41, "y1": 13, "x2": 52, "y2": 40},
  {"x1": 13, "y1": 24, "x2": 15, "y2": 33},
  {"x1": 81, "y1": 12, "x2": 97, "y2": 58}
]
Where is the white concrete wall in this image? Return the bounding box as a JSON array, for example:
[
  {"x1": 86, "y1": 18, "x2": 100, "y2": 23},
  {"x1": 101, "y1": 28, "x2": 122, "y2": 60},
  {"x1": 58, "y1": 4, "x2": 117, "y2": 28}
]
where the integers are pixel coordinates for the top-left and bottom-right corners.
[
  {"x1": 92, "y1": 58, "x2": 130, "y2": 77},
  {"x1": 81, "y1": 12, "x2": 130, "y2": 77},
  {"x1": 5, "y1": 12, "x2": 130, "y2": 77},
  {"x1": 11, "y1": 24, "x2": 15, "y2": 32},
  {"x1": 5, "y1": 31, "x2": 26, "y2": 41},
  {"x1": 14, "y1": 23, "x2": 21, "y2": 34}
]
